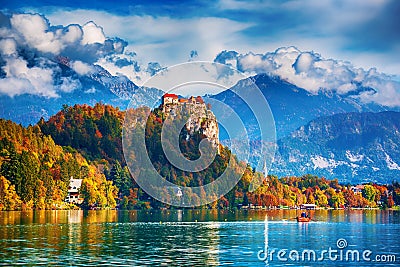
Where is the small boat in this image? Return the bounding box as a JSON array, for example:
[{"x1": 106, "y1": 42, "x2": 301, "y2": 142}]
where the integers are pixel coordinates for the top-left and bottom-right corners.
[
  {"x1": 296, "y1": 216, "x2": 312, "y2": 222},
  {"x1": 297, "y1": 211, "x2": 311, "y2": 222}
]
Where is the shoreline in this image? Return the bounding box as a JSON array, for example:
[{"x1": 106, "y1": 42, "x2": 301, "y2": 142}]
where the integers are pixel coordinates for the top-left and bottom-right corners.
[{"x1": 1, "y1": 206, "x2": 399, "y2": 212}]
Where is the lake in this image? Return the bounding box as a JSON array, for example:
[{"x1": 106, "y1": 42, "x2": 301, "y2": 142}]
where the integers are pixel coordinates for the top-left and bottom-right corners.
[{"x1": 0, "y1": 210, "x2": 399, "y2": 266}]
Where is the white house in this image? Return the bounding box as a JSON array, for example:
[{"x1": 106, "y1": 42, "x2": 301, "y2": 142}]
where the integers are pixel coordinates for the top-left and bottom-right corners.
[
  {"x1": 300, "y1": 203, "x2": 317, "y2": 210},
  {"x1": 65, "y1": 177, "x2": 83, "y2": 204}
]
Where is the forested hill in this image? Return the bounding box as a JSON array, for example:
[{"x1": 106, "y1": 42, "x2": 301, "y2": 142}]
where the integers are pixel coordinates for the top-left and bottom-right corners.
[
  {"x1": 38, "y1": 103, "x2": 255, "y2": 208},
  {"x1": 38, "y1": 103, "x2": 125, "y2": 163},
  {"x1": 0, "y1": 103, "x2": 399, "y2": 211},
  {"x1": 39, "y1": 103, "x2": 400, "y2": 209},
  {"x1": 0, "y1": 118, "x2": 117, "y2": 210}
]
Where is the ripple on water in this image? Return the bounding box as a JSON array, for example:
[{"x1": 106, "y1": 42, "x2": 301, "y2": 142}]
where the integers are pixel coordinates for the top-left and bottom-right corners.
[{"x1": 0, "y1": 210, "x2": 399, "y2": 266}]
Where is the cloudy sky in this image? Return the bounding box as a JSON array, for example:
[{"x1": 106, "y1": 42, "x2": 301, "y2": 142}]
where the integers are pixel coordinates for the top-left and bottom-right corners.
[{"x1": 0, "y1": 0, "x2": 399, "y2": 105}]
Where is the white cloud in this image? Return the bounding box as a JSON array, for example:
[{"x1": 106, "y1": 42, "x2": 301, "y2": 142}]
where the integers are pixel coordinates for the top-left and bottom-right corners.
[
  {"x1": 70, "y1": 60, "x2": 95, "y2": 75},
  {"x1": 10, "y1": 13, "x2": 65, "y2": 54},
  {"x1": 216, "y1": 46, "x2": 400, "y2": 107},
  {"x1": 1, "y1": 9, "x2": 397, "y2": 105},
  {"x1": 84, "y1": 87, "x2": 96, "y2": 94},
  {"x1": 236, "y1": 52, "x2": 271, "y2": 73},
  {"x1": 1, "y1": 12, "x2": 127, "y2": 63},
  {"x1": 0, "y1": 54, "x2": 82, "y2": 97},
  {"x1": 61, "y1": 24, "x2": 83, "y2": 43},
  {"x1": 358, "y1": 70, "x2": 400, "y2": 107},
  {"x1": 293, "y1": 52, "x2": 315, "y2": 74},
  {"x1": 45, "y1": 9, "x2": 252, "y2": 66},
  {"x1": 0, "y1": 12, "x2": 129, "y2": 98},
  {"x1": 0, "y1": 56, "x2": 58, "y2": 97},
  {"x1": 217, "y1": 0, "x2": 274, "y2": 10},
  {"x1": 23, "y1": 1, "x2": 398, "y2": 78},
  {"x1": 81, "y1": 21, "x2": 106, "y2": 45},
  {"x1": 94, "y1": 53, "x2": 148, "y2": 85},
  {"x1": 0, "y1": 38, "x2": 17, "y2": 56},
  {"x1": 0, "y1": 77, "x2": 33, "y2": 97},
  {"x1": 44, "y1": 9, "x2": 252, "y2": 86},
  {"x1": 235, "y1": 47, "x2": 357, "y2": 94},
  {"x1": 58, "y1": 77, "x2": 81, "y2": 93}
]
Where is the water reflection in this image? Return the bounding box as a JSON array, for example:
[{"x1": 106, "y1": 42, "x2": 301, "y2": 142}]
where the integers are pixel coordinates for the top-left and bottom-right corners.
[
  {"x1": 2, "y1": 209, "x2": 399, "y2": 225},
  {"x1": 0, "y1": 210, "x2": 399, "y2": 266}
]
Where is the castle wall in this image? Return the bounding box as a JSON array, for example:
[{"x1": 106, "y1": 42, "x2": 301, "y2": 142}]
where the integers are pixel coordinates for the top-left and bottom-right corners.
[{"x1": 161, "y1": 95, "x2": 219, "y2": 152}]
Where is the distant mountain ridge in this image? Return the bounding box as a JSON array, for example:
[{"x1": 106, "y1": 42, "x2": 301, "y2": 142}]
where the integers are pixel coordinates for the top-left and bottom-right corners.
[
  {"x1": 271, "y1": 111, "x2": 400, "y2": 183},
  {"x1": 0, "y1": 61, "x2": 163, "y2": 126},
  {"x1": 2, "y1": 66, "x2": 400, "y2": 184},
  {"x1": 211, "y1": 74, "x2": 390, "y2": 139},
  {"x1": 211, "y1": 73, "x2": 399, "y2": 183},
  {"x1": 89, "y1": 65, "x2": 163, "y2": 106}
]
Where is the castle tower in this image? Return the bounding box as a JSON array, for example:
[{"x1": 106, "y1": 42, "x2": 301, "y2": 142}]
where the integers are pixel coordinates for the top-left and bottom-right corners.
[{"x1": 160, "y1": 93, "x2": 220, "y2": 153}]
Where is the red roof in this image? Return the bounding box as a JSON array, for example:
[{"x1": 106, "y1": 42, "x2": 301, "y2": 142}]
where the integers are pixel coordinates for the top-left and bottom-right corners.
[
  {"x1": 196, "y1": 96, "x2": 204, "y2": 103},
  {"x1": 163, "y1": 93, "x2": 178, "y2": 99}
]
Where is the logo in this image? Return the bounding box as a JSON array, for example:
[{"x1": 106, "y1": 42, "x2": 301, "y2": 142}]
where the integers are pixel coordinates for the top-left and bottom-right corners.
[{"x1": 258, "y1": 225, "x2": 397, "y2": 264}]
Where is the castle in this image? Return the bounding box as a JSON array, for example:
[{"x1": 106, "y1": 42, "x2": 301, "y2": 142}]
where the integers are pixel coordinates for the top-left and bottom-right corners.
[{"x1": 161, "y1": 94, "x2": 219, "y2": 151}]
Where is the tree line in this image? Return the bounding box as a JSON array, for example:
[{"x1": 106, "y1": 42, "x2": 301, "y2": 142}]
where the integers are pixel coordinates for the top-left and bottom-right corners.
[{"x1": 0, "y1": 103, "x2": 398, "y2": 210}]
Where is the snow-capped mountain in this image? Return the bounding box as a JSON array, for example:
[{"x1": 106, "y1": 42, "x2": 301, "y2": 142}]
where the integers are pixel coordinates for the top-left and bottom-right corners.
[
  {"x1": 212, "y1": 74, "x2": 391, "y2": 139},
  {"x1": 0, "y1": 61, "x2": 164, "y2": 125},
  {"x1": 271, "y1": 111, "x2": 400, "y2": 183},
  {"x1": 212, "y1": 73, "x2": 399, "y2": 183},
  {"x1": 89, "y1": 65, "x2": 163, "y2": 106}
]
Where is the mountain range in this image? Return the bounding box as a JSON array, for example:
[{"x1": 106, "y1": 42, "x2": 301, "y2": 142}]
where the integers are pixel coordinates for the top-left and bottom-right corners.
[
  {"x1": 211, "y1": 74, "x2": 400, "y2": 183},
  {"x1": 0, "y1": 60, "x2": 399, "y2": 184},
  {"x1": 211, "y1": 74, "x2": 390, "y2": 140},
  {"x1": 272, "y1": 111, "x2": 400, "y2": 184},
  {"x1": 0, "y1": 60, "x2": 163, "y2": 126}
]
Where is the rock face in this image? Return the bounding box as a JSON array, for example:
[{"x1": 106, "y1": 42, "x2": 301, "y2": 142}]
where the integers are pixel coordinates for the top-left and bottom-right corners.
[
  {"x1": 211, "y1": 73, "x2": 389, "y2": 140},
  {"x1": 161, "y1": 94, "x2": 219, "y2": 150},
  {"x1": 271, "y1": 111, "x2": 400, "y2": 183},
  {"x1": 90, "y1": 65, "x2": 164, "y2": 107},
  {"x1": 211, "y1": 73, "x2": 399, "y2": 183}
]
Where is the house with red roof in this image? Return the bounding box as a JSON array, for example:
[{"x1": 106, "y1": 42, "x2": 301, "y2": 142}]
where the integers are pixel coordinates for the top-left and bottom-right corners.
[{"x1": 162, "y1": 93, "x2": 179, "y2": 105}]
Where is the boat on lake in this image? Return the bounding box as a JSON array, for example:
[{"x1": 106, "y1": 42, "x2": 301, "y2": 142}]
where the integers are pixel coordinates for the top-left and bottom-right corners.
[
  {"x1": 296, "y1": 216, "x2": 312, "y2": 222},
  {"x1": 297, "y1": 211, "x2": 311, "y2": 222}
]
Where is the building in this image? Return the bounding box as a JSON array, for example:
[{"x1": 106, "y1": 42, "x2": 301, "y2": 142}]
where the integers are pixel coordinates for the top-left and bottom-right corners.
[
  {"x1": 351, "y1": 185, "x2": 364, "y2": 194},
  {"x1": 300, "y1": 204, "x2": 317, "y2": 210},
  {"x1": 65, "y1": 177, "x2": 83, "y2": 204},
  {"x1": 160, "y1": 93, "x2": 220, "y2": 152},
  {"x1": 162, "y1": 93, "x2": 179, "y2": 114},
  {"x1": 189, "y1": 96, "x2": 196, "y2": 104},
  {"x1": 195, "y1": 96, "x2": 204, "y2": 104},
  {"x1": 162, "y1": 93, "x2": 179, "y2": 104}
]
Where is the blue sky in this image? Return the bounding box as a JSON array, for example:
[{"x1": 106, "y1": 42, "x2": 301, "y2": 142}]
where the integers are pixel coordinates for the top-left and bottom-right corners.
[
  {"x1": 2, "y1": 0, "x2": 399, "y2": 76},
  {"x1": 1, "y1": 0, "x2": 399, "y2": 106}
]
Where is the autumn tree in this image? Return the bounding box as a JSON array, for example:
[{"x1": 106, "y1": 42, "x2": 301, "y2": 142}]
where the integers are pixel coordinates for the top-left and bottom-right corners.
[
  {"x1": 0, "y1": 176, "x2": 21, "y2": 210},
  {"x1": 362, "y1": 185, "x2": 377, "y2": 205}
]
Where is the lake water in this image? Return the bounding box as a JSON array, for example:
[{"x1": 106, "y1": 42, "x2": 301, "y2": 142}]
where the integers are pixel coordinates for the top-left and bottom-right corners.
[{"x1": 0, "y1": 210, "x2": 399, "y2": 266}]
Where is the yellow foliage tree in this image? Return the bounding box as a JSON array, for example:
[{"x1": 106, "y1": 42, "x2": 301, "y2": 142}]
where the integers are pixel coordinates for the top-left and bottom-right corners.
[{"x1": 0, "y1": 176, "x2": 22, "y2": 210}]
